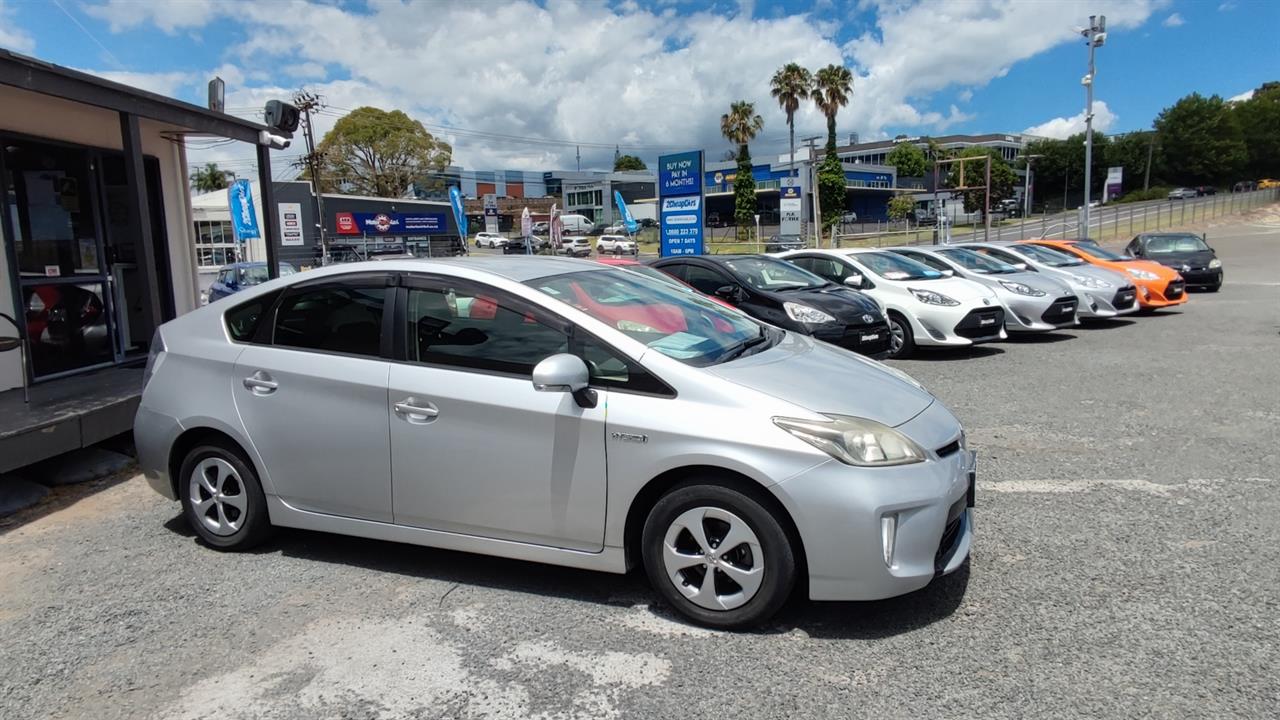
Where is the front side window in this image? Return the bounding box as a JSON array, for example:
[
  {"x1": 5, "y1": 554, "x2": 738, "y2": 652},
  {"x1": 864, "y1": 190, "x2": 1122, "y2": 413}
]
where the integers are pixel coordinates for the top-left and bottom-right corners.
[
  {"x1": 1010, "y1": 243, "x2": 1083, "y2": 267},
  {"x1": 531, "y1": 269, "x2": 768, "y2": 366},
  {"x1": 790, "y1": 256, "x2": 854, "y2": 283},
  {"x1": 935, "y1": 248, "x2": 1018, "y2": 274},
  {"x1": 273, "y1": 282, "x2": 387, "y2": 357},
  {"x1": 895, "y1": 251, "x2": 953, "y2": 274},
  {"x1": 679, "y1": 264, "x2": 733, "y2": 295},
  {"x1": 407, "y1": 285, "x2": 568, "y2": 375},
  {"x1": 1069, "y1": 242, "x2": 1127, "y2": 261}
]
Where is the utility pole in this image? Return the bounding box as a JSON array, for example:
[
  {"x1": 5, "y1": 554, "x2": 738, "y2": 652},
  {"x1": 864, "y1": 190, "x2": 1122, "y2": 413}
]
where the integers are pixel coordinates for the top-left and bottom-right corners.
[
  {"x1": 293, "y1": 89, "x2": 328, "y2": 264},
  {"x1": 1022, "y1": 153, "x2": 1042, "y2": 239},
  {"x1": 1080, "y1": 14, "x2": 1107, "y2": 241},
  {"x1": 1143, "y1": 131, "x2": 1155, "y2": 191},
  {"x1": 802, "y1": 135, "x2": 821, "y2": 247},
  {"x1": 576, "y1": 145, "x2": 581, "y2": 172}
]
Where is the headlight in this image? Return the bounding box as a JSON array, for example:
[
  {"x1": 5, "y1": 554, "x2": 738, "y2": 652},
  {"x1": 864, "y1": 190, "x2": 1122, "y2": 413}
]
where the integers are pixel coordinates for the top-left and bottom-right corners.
[
  {"x1": 1070, "y1": 274, "x2": 1111, "y2": 289},
  {"x1": 908, "y1": 288, "x2": 960, "y2": 306},
  {"x1": 784, "y1": 301, "x2": 836, "y2": 324},
  {"x1": 1208, "y1": 258, "x2": 1222, "y2": 269},
  {"x1": 998, "y1": 280, "x2": 1046, "y2": 297},
  {"x1": 1125, "y1": 267, "x2": 1159, "y2": 281},
  {"x1": 773, "y1": 414, "x2": 926, "y2": 466}
]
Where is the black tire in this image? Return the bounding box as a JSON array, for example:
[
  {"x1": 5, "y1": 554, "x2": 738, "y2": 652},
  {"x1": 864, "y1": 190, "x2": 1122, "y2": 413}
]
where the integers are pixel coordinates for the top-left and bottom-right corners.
[
  {"x1": 1207, "y1": 283, "x2": 1221, "y2": 293},
  {"x1": 887, "y1": 311, "x2": 915, "y2": 359},
  {"x1": 177, "y1": 441, "x2": 273, "y2": 551},
  {"x1": 641, "y1": 481, "x2": 796, "y2": 629}
]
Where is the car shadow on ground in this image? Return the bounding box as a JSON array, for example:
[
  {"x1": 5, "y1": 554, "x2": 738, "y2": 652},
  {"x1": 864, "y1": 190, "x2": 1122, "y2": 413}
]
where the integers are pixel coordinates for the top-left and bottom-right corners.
[
  {"x1": 1075, "y1": 318, "x2": 1137, "y2": 331},
  {"x1": 906, "y1": 346, "x2": 1005, "y2": 362},
  {"x1": 1000, "y1": 331, "x2": 1077, "y2": 344},
  {"x1": 163, "y1": 518, "x2": 966, "y2": 640}
]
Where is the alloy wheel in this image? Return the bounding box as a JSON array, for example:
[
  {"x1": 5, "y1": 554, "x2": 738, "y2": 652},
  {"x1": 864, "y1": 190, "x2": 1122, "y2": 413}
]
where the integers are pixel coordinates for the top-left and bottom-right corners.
[
  {"x1": 889, "y1": 319, "x2": 906, "y2": 355},
  {"x1": 188, "y1": 457, "x2": 248, "y2": 537},
  {"x1": 661, "y1": 506, "x2": 764, "y2": 611}
]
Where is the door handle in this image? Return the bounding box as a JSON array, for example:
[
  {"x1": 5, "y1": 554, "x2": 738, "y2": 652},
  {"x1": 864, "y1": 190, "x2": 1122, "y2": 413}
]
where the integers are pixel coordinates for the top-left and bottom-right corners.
[
  {"x1": 394, "y1": 399, "x2": 439, "y2": 424},
  {"x1": 243, "y1": 373, "x2": 278, "y2": 395}
]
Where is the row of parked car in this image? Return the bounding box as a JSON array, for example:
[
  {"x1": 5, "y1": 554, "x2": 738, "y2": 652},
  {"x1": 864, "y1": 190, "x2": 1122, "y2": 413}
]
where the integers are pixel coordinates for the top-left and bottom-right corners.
[{"x1": 475, "y1": 231, "x2": 639, "y2": 258}]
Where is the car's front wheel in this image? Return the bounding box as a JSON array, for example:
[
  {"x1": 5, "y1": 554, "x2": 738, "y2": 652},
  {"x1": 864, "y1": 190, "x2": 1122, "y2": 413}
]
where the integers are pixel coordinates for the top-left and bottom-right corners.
[
  {"x1": 887, "y1": 311, "x2": 915, "y2": 359},
  {"x1": 178, "y1": 441, "x2": 273, "y2": 550},
  {"x1": 642, "y1": 482, "x2": 796, "y2": 629}
]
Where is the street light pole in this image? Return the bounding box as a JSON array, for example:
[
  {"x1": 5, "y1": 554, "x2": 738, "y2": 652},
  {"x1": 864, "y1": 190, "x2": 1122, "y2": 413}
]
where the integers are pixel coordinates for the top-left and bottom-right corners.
[{"x1": 1080, "y1": 14, "x2": 1106, "y2": 241}]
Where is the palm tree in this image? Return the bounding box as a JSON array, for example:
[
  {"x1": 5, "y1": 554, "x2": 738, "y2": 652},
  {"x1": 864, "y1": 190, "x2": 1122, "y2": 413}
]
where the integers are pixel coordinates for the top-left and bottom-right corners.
[
  {"x1": 771, "y1": 63, "x2": 813, "y2": 179},
  {"x1": 813, "y1": 64, "x2": 854, "y2": 151},
  {"x1": 189, "y1": 163, "x2": 235, "y2": 193},
  {"x1": 720, "y1": 100, "x2": 764, "y2": 158}
]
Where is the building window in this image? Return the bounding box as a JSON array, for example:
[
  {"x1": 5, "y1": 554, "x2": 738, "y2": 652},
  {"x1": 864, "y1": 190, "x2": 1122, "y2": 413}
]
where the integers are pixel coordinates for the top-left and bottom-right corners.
[{"x1": 194, "y1": 220, "x2": 239, "y2": 269}]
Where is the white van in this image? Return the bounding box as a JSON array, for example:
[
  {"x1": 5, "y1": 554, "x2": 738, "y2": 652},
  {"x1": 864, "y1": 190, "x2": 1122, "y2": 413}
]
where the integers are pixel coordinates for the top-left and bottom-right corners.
[{"x1": 558, "y1": 214, "x2": 596, "y2": 233}]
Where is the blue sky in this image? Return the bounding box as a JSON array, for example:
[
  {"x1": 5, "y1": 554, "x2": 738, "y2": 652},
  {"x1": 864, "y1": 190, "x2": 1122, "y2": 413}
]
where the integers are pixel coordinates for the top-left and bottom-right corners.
[{"x1": 1, "y1": 0, "x2": 1276, "y2": 172}]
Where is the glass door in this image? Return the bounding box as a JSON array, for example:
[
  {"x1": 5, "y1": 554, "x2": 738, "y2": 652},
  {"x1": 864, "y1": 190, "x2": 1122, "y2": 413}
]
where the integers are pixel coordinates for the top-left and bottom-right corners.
[{"x1": 2, "y1": 138, "x2": 118, "y2": 379}]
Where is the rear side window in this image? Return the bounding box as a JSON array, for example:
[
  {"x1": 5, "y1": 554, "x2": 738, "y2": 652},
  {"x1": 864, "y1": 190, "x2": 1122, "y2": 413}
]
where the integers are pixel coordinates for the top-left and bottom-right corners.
[
  {"x1": 273, "y1": 283, "x2": 387, "y2": 357},
  {"x1": 224, "y1": 291, "x2": 279, "y2": 343}
]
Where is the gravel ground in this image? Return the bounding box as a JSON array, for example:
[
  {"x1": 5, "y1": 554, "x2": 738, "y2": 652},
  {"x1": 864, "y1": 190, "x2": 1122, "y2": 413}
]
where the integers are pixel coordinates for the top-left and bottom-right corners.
[{"x1": 2, "y1": 217, "x2": 1277, "y2": 720}]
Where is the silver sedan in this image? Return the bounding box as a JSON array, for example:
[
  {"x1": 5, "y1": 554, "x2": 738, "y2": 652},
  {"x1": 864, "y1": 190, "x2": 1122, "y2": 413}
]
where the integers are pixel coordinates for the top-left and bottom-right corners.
[
  {"x1": 958, "y1": 241, "x2": 1139, "y2": 319},
  {"x1": 134, "y1": 256, "x2": 973, "y2": 629},
  {"x1": 887, "y1": 246, "x2": 1079, "y2": 332}
]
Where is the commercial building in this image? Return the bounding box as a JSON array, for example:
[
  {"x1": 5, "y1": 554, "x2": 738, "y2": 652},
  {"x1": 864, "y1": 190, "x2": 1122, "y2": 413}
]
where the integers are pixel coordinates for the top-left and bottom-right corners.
[
  {"x1": 0, "y1": 50, "x2": 292, "y2": 471},
  {"x1": 835, "y1": 133, "x2": 1033, "y2": 166},
  {"x1": 543, "y1": 170, "x2": 656, "y2": 225},
  {"x1": 701, "y1": 154, "x2": 900, "y2": 225}
]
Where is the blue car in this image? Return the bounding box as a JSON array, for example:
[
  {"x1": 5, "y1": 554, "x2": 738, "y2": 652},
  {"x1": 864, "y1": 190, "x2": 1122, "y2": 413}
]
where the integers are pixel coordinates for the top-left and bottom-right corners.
[{"x1": 207, "y1": 262, "x2": 297, "y2": 303}]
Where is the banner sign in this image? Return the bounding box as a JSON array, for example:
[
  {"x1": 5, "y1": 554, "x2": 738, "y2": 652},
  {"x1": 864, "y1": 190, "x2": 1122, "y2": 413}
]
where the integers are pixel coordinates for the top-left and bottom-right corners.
[
  {"x1": 448, "y1": 186, "x2": 468, "y2": 239},
  {"x1": 779, "y1": 178, "x2": 801, "y2": 237},
  {"x1": 614, "y1": 190, "x2": 638, "y2": 234},
  {"x1": 277, "y1": 202, "x2": 303, "y2": 246},
  {"x1": 520, "y1": 207, "x2": 532, "y2": 238},
  {"x1": 226, "y1": 179, "x2": 260, "y2": 242},
  {"x1": 658, "y1": 150, "x2": 704, "y2": 257},
  {"x1": 335, "y1": 211, "x2": 447, "y2": 235},
  {"x1": 483, "y1": 193, "x2": 499, "y2": 235},
  {"x1": 1104, "y1": 166, "x2": 1123, "y2": 203}
]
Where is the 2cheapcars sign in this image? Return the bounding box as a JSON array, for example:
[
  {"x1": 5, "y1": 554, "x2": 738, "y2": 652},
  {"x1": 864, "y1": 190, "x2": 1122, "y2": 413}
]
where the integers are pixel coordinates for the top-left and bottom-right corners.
[
  {"x1": 658, "y1": 150, "x2": 705, "y2": 257},
  {"x1": 335, "y1": 212, "x2": 447, "y2": 235}
]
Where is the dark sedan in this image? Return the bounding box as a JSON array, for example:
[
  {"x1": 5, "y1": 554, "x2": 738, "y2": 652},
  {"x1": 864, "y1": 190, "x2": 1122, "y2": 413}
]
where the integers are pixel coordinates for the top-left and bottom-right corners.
[
  {"x1": 651, "y1": 254, "x2": 891, "y2": 358},
  {"x1": 1124, "y1": 233, "x2": 1222, "y2": 291},
  {"x1": 764, "y1": 235, "x2": 806, "y2": 253}
]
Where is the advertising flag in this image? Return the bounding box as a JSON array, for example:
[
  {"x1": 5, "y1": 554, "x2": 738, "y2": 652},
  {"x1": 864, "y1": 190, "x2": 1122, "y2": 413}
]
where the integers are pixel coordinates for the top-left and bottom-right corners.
[
  {"x1": 614, "y1": 190, "x2": 637, "y2": 234},
  {"x1": 448, "y1": 186, "x2": 468, "y2": 239},
  {"x1": 226, "y1": 179, "x2": 261, "y2": 242}
]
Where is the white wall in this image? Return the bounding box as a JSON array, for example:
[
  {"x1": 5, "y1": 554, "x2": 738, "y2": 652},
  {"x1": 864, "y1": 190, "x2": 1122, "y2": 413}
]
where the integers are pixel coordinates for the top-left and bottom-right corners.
[{"x1": 0, "y1": 85, "x2": 202, "y2": 391}]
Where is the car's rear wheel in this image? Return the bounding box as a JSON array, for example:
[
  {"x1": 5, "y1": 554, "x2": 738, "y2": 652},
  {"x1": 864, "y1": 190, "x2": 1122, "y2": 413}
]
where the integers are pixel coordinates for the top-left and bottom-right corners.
[
  {"x1": 887, "y1": 311, "x2": 914, "y2": 359},
  {"x1": 178, "y1": 441, "x2": 273, "y2": 551},
  {"x1": 642, "y1": 482, "x2": 796, "y2": 629}
]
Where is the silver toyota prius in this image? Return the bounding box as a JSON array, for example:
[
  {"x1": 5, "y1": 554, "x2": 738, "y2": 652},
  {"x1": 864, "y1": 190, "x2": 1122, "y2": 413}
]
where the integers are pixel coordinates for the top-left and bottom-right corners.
[{"x1": 135, "y1": 256, "x2": 974, "y2": 629}]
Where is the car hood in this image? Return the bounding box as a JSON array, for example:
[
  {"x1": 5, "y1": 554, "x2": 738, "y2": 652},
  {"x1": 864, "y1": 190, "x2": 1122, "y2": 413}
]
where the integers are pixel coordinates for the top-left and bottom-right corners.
[
  {"x1": 1146, "y1": 250, "x2": 1216, "y2": 269},
  {"x1": 707, "y1": 331, "x2": 935, "y2": 427},
  {"x1": 904, "y1": 275, "x2": 995, "y2": 304},
  {"x1": 1120, "y1": 258, "x2": 1182, "y2": 279},
  {"x1": 1057, "y1": 263, "x2": 1130, "y2": 287},
  {"x1": 1001, "y1": 270, "x2": 1072, "y2": 295},
  {"x1": 772, "y1": 285, "x2": 881, "y2": 318}
]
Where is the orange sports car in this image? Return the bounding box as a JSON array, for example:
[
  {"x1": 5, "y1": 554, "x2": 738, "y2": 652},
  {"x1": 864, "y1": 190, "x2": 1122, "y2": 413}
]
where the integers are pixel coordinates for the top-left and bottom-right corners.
[{"x1": 1020, "y1": 239, "x2": 1188, "y2": 309}]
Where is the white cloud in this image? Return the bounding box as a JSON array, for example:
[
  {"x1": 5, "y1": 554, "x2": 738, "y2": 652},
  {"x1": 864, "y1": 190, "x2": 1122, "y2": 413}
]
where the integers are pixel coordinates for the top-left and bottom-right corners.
[
  {"x1": 0, "y1": 0, "x2": 37, "y2": 53},
  {"x1": 75, "y1": 68, "x2": 196, "y2": 97},
  {"x1": 1218, "y1": 2, "x2": 1237, "y2": 10},
  {"x1": 77, "y1": 0, "x2": 1162, "y2": 172},
  {"x1": 1228, "y1": 89, "x2": 1254, "y2": 103},
  {"x1": 1022, "y1": 100, "x2": 1117, "y2": 139},
  {"x1": 1162, "y1": 13, "x2": 1185, "y2": 27},
  {"x1": 958, "y1": 89, "x2": 973, "y2": 103}
]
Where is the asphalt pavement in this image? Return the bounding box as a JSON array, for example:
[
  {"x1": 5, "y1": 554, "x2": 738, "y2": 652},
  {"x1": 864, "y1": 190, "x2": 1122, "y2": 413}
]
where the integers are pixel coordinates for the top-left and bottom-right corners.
[{"x1": 1, "y1": 215, "x2": 1277, "y2": 719}]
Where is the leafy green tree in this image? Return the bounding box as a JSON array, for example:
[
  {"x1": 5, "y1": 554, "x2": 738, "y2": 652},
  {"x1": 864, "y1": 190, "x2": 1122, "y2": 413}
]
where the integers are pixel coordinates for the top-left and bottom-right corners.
[
  {"x1": 946, "y1": 147, "x2": 1017, "y2": 217},
  {"x1": 887, "y1": 194, "x2": 917, "y2": 222},
  {"x1": 1154, "y1": 93, "x2": 1246, "y2": 186},
  {"x1": 720, "y1": 100, "x2": 764, "y2": 240},
  {"x1": 315, "y1": 107, "x2": 452, "y2": 197},
  {"x1": 1104, "y1": 131, "x2": 1159, "y2": 196},
  {"x1": 613, "y1": 154, "x2": 647, "y2": 171},
  {"x1": 770, "y1": 63, "x2": 812, "y2": 179},
  {"x1": 189, "y1": 163, "x2": 235, "y2": 193},
  {"x1": 817, "y1": 153, "x2": 846, "y2": 236},
  {"x1": 885, "y1": 142, "x2": 927, "y2": 177},
  {"x1": 1233, "y1": 81, "x2": 1280, "y2": 179},
  {"x1": 1022, "y1": 133, "x2": 1112, "y2": 211},
  {"x1": 813, "y1": 64, "x2": 853, "y2": 152}
]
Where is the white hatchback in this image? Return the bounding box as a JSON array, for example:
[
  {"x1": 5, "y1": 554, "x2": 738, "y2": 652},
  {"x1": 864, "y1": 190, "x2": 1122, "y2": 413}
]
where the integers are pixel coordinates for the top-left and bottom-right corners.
[{"x1": 779, "y1": 248, "x2": 1006, "y2": 358}]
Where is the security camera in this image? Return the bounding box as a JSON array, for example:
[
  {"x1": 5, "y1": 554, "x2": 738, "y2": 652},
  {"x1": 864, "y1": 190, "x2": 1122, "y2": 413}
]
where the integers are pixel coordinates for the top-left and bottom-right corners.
[
  {"x1": 1081, "y1": 73, "x2": 1093, "y2": 86},
  {"x1": 258, "y1": 131, "x2": 291, "y2": 150},
  {"x1": 1093, "y1": 31, "x2": 1107, "y2": 47}
]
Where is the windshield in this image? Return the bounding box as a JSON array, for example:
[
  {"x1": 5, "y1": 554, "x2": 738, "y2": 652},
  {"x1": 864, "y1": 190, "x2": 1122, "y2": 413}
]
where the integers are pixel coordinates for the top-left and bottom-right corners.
[
  {"x1": 239, "y1": 265, "x2": 296, "y2": 285},
  {"x1": 935, "y1": 248, "x2": 1018, "y2": 274},
  {"x1": 723, "y1": 256, "x2": 828, "y2": 291},
  {"x1": 530, "y1": 269, "x2": 770, "y2": 366},
  {"x1": 1013, "y1": 243, "x2": 1084, "y2": 267},
  {"x1": 1070, "y1": 242, "x2": 1128, "y2": 261},
  {"x1": 1144, "y1": 234, "x2": 1210, "y2": 253},
  {"x1": 854, "y1": 251, "x2": 944, "y2": 281}
]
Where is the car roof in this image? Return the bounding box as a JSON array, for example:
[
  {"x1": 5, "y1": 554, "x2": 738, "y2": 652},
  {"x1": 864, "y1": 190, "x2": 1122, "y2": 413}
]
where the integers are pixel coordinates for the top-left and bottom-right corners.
[{"x1": 306, "y1": 255, "x2": 605, "y2": 282}]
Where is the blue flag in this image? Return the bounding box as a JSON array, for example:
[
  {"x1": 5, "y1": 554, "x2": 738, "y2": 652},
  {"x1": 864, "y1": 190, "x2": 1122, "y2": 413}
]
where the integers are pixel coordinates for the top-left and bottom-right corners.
[
  {"x1": 449, "y1": 186, "x2": 468, "y2": 238},
  {"x1": 226, "y1": 179, "x2": 260, "y2": 242},
  {"x1": 614, "y1": 190, "x2": 637, "y2": 234}
]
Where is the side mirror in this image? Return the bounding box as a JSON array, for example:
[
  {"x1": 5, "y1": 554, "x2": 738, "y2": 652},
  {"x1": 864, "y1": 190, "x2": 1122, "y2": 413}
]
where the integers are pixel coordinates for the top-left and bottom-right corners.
[
  {"x1": 532, "y1": 354, "x2": 596, "y2": 408},
  {"x1": 941, "y1": 269, "x2": 955, "y2": 277},
  {"x1": 1012, "y1": 262, "x2": 1029, "y2": 271},
  {"x1": 843, "y1": 273, "x2": 864, "y2": 289},
  {"x1": 714, "y1": 284, "x2": 741, "y2": 302}
]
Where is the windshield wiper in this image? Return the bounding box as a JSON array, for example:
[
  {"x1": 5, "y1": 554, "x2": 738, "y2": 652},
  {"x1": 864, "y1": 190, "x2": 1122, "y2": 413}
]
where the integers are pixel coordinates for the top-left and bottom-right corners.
[{"x1": 718, "y1": 331, "x2": 770, "y2": 363}]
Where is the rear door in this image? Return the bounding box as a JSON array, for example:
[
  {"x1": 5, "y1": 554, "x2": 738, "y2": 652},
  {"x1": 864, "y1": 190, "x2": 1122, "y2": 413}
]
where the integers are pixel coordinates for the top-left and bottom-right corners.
[{"x1": 232, "y1": 273, "x2": 394, "y2": 522}]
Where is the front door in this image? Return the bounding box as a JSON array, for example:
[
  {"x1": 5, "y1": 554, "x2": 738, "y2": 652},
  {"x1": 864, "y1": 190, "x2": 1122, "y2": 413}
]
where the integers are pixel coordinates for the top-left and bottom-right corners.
[
  {"x1": 388, "y1": 278, "x2": 607, "y2": 551},
  {"x1": 232, "y1": 275, "x2": 394, "y2": 522}
]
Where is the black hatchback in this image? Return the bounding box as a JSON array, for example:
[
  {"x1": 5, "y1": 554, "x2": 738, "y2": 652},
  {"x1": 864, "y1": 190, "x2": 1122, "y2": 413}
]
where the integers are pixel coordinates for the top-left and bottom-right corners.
[
  {"x1": 1124, "y1": 232, "x2": 1223, "y2": 291},
  {"x1": 651, "y1": 254, "x2": 891, "y2": 358}
]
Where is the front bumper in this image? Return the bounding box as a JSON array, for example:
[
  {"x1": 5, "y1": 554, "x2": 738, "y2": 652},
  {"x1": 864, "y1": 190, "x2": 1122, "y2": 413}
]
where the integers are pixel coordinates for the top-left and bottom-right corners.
[
  {"x1": 773, "y1": 403, "x2": 974, "y2": 601},
  {"x1": 1003, "y1": 294, "x2": 1078, "y2": 332},
  {"x1": 813, "y1": 320, "x2": 892, "y2": 358},
  {"x1": 1075, "y1": 285, "x2": 1138, "y2": 318},
  {"x1": 909, "y1": 304, "x2": 1006, "y2": 347},
  {"x1": 1178, "y1": 268, "x2": 1222, "y2": 288},
  {"x1": 1136, "y1": 278, "x2": 1189, "y2": 307}
]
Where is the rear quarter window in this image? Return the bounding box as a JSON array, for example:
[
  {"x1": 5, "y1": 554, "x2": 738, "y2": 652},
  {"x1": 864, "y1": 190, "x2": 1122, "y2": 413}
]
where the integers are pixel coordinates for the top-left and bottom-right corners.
[{"x1": 224, "y1": 290, "x2": 280, "y2": 343}]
